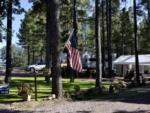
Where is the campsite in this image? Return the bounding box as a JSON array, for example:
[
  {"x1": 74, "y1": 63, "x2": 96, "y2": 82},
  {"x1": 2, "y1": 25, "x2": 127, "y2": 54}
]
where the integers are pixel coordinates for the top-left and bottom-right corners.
[{"x1": 0, "y1": 0, "x2": 150, "y2": 113}]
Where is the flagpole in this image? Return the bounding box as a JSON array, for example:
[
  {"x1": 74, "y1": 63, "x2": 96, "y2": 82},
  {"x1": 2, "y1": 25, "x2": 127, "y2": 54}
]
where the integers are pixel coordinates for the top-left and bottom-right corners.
[
  {"x1": 73, "y1": 0, "x2": 77, "y2": 44},
  {"x1": 70, "y1": 0, "x2": 77, "y2": 82}
]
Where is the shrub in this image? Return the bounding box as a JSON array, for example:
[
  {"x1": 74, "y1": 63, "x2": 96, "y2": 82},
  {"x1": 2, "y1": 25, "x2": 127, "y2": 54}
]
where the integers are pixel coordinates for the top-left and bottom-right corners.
[
  {"x1": 74, "y1": 85, "x2": 80, "y2": 92},
  {"x1": 18, "y1": 83, "x2": 33, "y2": 96}
]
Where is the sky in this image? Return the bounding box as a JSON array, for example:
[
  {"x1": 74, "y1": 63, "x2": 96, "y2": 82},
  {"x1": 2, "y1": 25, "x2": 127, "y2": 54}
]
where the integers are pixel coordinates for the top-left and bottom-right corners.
[
  {"x1": 0, "y1": 0, "x2": 32, "y2": 49},
  {"x1": 121, "y1": 0, "x2": 133, "y2": 9}
]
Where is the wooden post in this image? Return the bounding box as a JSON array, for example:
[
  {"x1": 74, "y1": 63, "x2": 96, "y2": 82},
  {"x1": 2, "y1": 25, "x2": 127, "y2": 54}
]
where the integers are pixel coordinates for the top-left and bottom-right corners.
[
  {"x1": 70, "y1": 0, "x2": 77, "y2": 83},
  {"x1": 34, "y1": 72, "x2": 37, "y2": 101}
]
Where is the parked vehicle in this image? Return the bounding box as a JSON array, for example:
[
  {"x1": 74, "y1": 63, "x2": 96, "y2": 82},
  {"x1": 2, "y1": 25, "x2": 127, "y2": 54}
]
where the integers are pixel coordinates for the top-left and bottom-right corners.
[
  {"x1": 26, "y1": 63, "x2": 45, "y2": 72},
  {"x1": 0, "y1": 65, "x2": 6, "y2": 73},
  {"x1": 81, "y1": 52, "x2": 96, "y2": 69}
]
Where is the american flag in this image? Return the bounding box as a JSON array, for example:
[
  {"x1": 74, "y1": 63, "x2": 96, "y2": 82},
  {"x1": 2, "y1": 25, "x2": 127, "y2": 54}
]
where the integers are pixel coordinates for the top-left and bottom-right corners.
[{"x1": 65, "y1": 29, "x2": 82, "y2": 72}]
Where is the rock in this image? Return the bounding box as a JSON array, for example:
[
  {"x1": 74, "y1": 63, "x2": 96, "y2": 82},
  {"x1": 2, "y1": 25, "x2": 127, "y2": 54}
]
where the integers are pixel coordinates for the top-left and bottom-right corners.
[
  {"x1": 48, "y1": 96, "x2": 52, "y2": 100},
  {"x1": 52, "y1": 94, "x2": 56, "y2": 99}
]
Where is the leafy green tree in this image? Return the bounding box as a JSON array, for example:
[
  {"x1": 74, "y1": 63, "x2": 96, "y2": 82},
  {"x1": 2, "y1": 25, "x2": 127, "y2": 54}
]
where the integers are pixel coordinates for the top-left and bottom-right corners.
[
  {"x1": 18, "y1": 0, "x2": 93, "y2": 56},
  {"x1": 113, "y1": 7, "x2": 134, "y2": 56},
  {"x1": 140, "y1": 1, "x2": 150, "y2": 20},
  {"x1": 136, "y1": 0, "x2": 150, "y2": 54},
  {"x1": 105, "y1": 0, "x2": 120, "y2": 77},
  {"x1": 3, "y1": 0, "x2": 24, "y2": 83},
  {"x1": 18, "y1": 10, "x2": 45, "y2": 65},
  {"x1": 139, "y1": 18, "x2": 150, "y2": 54},
  {"x1": 0, "y1": 0, "x2": 6, "y2": 16},
  {"x1": 0, "y1": 45, "x2": 27, "y2": 67},
  {"x1": 0, "y1": 0, "x2": 5, "y2": 41}
]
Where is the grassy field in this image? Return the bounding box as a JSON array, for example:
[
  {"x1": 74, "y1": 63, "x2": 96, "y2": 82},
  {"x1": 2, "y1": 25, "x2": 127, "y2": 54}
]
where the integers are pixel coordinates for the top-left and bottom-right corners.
[{"x1": 0, "y1": 77, "x2": 103, "y2": 102}]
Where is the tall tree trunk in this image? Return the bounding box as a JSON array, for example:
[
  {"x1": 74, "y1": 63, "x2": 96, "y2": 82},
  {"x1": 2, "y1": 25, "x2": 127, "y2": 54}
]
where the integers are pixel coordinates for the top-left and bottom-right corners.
[
  {"x1": 133, "y1": 0, "x2": 140, "y2": 85},
  {"x1": 147, "y1": 1, "x2": 150, "y2": 37},
  {"x1": 121, "y1": 8, "x2": 126, "y2": 55},
  {"x1": 131, "y1": 42, "x2": 134, "y2": 55},
  {"x1": 27, "y1": 45, "x2": 30, "y2": 65},
  {"x1": 45, "y1": 0, "x2": 52, "y2": 83},
  {"x1": 101, "y1": 0, "x2": 106, "y2": 77},
  {"x1": 95, "y1": 0, "x2": 102, "y2": 88},
  {"x1": 46, "y1": 0, "x2": 51, "y2": 69},
  {"x1": 0, "y1": 26, "x2": 1, "y2": 42},
  {"x1": 32, "y1": 49, "x2": 35, "y2": 64},
  {"x1": 5, "y1": 0, "x2": 12, "y2": 83},
  {"x1": 147, "y1": 0, "x2": 150, "y2": 26},
  {"x1": 107, "y1": 0, "x2": 112, "y2": 78},
  {"x1": 48, "y1": 0, "x2": 63, "y2": 98},
  {"x1": 121, "y1": 8, "x2": 125, "y2": 77},
  {"x1": 106, "y1": 0, "x2": 112, "y2": 78}
]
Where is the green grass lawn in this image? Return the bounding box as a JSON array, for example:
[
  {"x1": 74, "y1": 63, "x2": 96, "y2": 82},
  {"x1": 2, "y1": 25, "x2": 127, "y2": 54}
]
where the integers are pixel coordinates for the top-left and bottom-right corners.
[{"x1": 0, "y1": 77, "x2": 101, "y2": 102}]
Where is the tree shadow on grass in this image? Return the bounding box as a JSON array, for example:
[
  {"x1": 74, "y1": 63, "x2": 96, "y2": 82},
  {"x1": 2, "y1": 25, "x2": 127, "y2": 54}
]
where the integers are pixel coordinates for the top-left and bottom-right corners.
[
  {"x1": 110, "y1": 89, "x2": 150, "y2": 104},
  {"x1": 63, "y1": 82, "x2": 94, "y2": 93},
  {"x1": 0, "y1": 109, "x2": 44, "y2": 113},
  {"x1": 0, "y1": 109, "x2": 22, "y2": 113},
  {"x1": 0, "y1": 94, "x2": 22, "y2": 104},
  {"x1": 76, "y1": 110, "x2": 92, "y2": 113},
  {"x1": 74, "y1": 83, "x2": 150, "y2": 105},
  {"x1": 108, "y1": 82, "x2": 150, "y2": 105},
  {"x1": 113, "y1": 110, "x2": 150, "y2": 113},
  {"x1": 0, "y1": 100, "x2": 24, "y2": 104}
]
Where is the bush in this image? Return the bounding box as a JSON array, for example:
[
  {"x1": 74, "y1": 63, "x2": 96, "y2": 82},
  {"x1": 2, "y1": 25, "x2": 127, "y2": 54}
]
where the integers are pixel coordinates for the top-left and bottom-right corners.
[
  {"x1": 17, "y1": 83, "x2": 33, "y2": 101},
  {"x1": 109, "y1": 79, "x2": 127, "y2": 93},
  {"x1": 74, "y1": 85, "x2": 80, "y2": 92}
]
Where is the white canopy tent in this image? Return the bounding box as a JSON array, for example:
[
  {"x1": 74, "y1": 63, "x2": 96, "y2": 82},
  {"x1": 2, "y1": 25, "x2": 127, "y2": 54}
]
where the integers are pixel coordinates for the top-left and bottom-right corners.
[
  {"x1": 113, "y1": 55, "x2": 150, "y2": 65},
  {"x1": 113, "y1": 55, "x2": 150, "y2": 75}
]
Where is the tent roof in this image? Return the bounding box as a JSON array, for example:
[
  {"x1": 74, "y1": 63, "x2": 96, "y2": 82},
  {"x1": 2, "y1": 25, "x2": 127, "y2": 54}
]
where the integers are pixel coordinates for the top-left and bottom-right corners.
[{"x1": 113, "y1": 55, "x2": 150, "y2": 65}]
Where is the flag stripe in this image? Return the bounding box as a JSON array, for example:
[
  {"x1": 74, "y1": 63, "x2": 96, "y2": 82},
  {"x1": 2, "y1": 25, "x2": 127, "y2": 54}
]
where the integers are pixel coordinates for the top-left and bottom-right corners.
[
  {"x1": 64, "y1": 29, "x2": 82, "y2": 72},
  {"x1": 74, "y1": 50, "x2": 79, "y2": 69}
]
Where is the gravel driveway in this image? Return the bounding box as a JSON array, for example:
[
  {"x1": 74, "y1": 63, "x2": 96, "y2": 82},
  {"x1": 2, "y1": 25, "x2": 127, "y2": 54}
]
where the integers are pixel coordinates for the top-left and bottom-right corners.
[{"x1": 0, "y1": 84, "x2": 150, "y2": 113}]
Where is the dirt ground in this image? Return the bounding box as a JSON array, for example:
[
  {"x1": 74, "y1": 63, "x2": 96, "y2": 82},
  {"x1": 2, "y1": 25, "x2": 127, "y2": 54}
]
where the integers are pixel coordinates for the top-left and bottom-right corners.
[{"x1": 0, "y1": 83, "x2": 150, "y2": 113}]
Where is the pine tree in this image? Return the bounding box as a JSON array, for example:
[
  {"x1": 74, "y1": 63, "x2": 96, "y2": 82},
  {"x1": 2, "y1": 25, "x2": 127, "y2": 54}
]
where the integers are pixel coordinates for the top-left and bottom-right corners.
[
  {"x1": 5, "y1": 0, "x2": 13, "y2": 83},
  {"x1": 47, "y1": 0, "x2": 63, "y2": 98},
  {"x1": 133, "y1": 0, "x2": 140, "y2": 85},
  {"x1": 95, "y1": 0, "x2": 102, "y2": 88}
]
